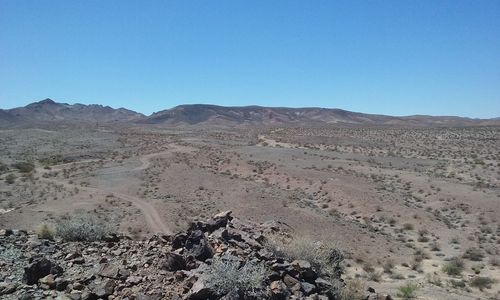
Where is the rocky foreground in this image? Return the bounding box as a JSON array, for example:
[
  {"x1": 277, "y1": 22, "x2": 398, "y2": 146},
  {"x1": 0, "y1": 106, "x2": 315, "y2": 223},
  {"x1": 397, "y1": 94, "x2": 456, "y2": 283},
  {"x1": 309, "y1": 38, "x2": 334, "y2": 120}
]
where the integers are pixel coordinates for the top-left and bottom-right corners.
[{"x1": 0, "y1": 212, "x2": 390, "y2": 300}]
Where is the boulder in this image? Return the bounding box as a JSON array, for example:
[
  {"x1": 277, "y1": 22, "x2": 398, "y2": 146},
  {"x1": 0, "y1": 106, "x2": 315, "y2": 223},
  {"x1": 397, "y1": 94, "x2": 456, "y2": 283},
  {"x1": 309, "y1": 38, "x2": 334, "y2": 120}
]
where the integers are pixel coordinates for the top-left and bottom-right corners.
[
  {"x1": 185, "y1": 230, "x2": 214, "y2": 261},
  {"x1": 23, "y1": 258, "x2": 63, "y2": 285},
  {"x1": 161, "y1": 252, "x2": 186, "y2": 271},
  {"x1": 187, "y1": 278, "x2": 216, "y2": 300}
]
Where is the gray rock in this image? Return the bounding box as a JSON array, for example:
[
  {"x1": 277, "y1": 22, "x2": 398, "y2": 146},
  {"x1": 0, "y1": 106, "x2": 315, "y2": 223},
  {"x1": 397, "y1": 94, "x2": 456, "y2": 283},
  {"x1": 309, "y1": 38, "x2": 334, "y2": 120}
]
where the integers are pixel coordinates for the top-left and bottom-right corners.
[{"x1": 23, "y1": 258, "x2": 63, "y2": 285}]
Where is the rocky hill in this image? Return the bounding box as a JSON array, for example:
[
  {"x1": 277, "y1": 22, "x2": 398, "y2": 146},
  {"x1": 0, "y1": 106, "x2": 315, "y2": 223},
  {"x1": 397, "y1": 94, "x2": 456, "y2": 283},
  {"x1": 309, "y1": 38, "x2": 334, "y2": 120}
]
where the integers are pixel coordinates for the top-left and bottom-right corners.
[
  {"x1": 1, "y1": 99, "x2": 498, "y2": 127},
  {"x1": 0, "y1": 212, "x2": 391, "y2": 300},
  {"x1": 1, "y1": 99, "x2": 143, "y2": 125},
  {"x1": 142, "y1": 104, "x2": 499, "y2": 127}
]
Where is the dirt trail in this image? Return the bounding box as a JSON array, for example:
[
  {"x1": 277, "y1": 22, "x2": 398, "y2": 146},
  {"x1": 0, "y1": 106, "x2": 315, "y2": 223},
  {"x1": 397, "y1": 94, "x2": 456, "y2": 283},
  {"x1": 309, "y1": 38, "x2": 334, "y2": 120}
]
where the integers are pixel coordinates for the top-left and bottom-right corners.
[{"x1": 36, "y1": 149, "x2": 185, "y2": 234}]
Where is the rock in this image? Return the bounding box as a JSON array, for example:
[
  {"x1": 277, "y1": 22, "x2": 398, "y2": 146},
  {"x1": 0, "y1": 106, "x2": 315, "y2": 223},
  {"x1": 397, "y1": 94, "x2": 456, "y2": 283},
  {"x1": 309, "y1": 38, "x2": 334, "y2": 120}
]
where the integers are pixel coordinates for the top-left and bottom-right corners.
[
  {"x1": 39, "y1": 274, "x2": 56, "y2": 289},
  {"x1": 171, "y1": 233, "x2": 188, "y2": 249},
  {"x1": 187, "y1": 278, "x2": 215, "y2": 300},
  {"x1": 314, "y1": 277, "x2": 332, "y2": 292},
  {"x1": 23, "y1": 258, "x2": 63, "y2": 285},
  {"x1": 270, "y1": 280, "x2": 288, "y2": 300},
  {"x1": 93, "y1": 279, "x2": 116, "y2": 298},
  {"x1": 161, "y1": 252, "x2": 186, "y2": 271},
  {"x1": 99, "y1": 264, "x2": 120, "y2": 279},
  {"x1": 0, "y1": 282, "x2": 17, "y2": 295},
  {"x1": 55, "y1": 277, "x2": 69, "y2": 291},
  {"x1": 301, "y1": 282, "x2": 316, "y2": 295},
  {"x1": 283, "y1": 274, "x2": 300, "y2": 287},
  {"x1": 126, "y1": 275, "x2": 143, "y2": 285},
  {"x1": 185, "y1": 230, "x2": 214, "y2": 261}
]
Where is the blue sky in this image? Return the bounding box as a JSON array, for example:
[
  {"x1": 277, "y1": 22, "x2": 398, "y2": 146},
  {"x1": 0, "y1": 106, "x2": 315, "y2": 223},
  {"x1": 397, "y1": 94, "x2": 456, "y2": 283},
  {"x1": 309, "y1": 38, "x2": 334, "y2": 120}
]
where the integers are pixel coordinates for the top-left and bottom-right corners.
[{"x1": 0, "y1": 1, "x2": 499, "y2": 117}]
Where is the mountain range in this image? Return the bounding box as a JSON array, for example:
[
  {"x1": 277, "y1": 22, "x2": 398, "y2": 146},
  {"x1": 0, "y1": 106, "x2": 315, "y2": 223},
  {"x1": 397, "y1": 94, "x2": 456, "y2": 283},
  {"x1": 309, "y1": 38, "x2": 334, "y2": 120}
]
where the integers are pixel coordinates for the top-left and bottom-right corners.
[{"x1": 0, "y1": 98, "x2": 498, "y2": 127}]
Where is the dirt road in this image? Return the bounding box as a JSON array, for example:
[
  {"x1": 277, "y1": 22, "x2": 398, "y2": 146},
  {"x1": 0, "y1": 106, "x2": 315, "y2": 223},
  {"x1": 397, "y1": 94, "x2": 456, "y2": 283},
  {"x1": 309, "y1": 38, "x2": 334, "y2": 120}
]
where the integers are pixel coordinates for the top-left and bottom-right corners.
[{"x1": 36, "y1": 150, "x2": 179, "y2": 234}]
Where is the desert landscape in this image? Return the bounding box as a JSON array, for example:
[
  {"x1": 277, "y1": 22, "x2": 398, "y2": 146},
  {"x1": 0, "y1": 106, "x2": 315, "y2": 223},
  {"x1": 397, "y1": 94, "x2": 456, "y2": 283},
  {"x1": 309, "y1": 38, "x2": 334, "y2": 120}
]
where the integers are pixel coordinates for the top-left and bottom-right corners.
[{"x1": 0, "y1": 99, "x2": 499, "y2": 299}]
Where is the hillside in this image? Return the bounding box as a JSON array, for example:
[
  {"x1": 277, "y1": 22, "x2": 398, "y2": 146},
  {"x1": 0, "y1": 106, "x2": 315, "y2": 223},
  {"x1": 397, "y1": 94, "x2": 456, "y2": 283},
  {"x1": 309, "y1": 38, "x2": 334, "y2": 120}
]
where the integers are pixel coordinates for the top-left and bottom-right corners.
[{"x1": 1, "y1": 99, "x2": 144, "y2": 125}]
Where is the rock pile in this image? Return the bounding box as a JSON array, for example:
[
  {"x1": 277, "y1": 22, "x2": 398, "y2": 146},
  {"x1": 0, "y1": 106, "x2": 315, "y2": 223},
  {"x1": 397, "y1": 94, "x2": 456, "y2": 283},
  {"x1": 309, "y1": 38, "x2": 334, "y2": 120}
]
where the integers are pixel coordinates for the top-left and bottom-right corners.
[{"x1": 0, "y1": 212, "x2": 389, "y2": 299}]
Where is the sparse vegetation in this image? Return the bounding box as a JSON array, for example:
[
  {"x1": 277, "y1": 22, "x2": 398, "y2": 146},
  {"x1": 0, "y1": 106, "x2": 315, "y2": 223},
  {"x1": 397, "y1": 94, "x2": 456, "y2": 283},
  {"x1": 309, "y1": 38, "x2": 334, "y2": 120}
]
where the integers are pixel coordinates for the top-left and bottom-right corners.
[
  {"x1": 442, "y1": 257, "x2": 465, "y2": 276},
  {"x1": 36, "y1": 223, "x2": 55, "y2": 240},
  {"x1": 56, "y1": 214, "x2": 112, "y2": 242},
  {"x1": 469, "y1": 276, "x2": 496, "y2": 290},
  {"x1": 397, "y1": 282, "x2": 418, "y2": 299},
  {"x1": 341, "y1": 278, "x2": 366, "y2": 300},
  {"x1": 203, "y1": 254, "x2": 268, "y2": 297},
  {"x1": 12, "y1": 161, "x2": 35, "y2": 173}
]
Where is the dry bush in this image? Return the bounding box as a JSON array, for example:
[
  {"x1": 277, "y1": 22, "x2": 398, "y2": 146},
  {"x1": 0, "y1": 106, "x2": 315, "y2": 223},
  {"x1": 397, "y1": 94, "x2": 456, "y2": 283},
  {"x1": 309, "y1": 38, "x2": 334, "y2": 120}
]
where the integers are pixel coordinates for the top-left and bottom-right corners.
[
  {"x1": 469, "y1": 276, "x2": 496, "y2": 290},
  {"x1": 397, "y1": 282, "x2": 418, "y2": 299},
  {"x1": 56, "y1": 214, "x2": 112, "y2": 242},
  {"x1": 463, "y1": 247, "x2": 484, "y2": 261},
  {"x1": 36, "y1": 223, "x2": 55, "y2": 240},
  {"x1": 202, "y1": 254, "x2": 268, "y2": 297},
  {"x1": 12, "y1": 161, "x2": 35, "y2": 173},
  {"x1": 264, "y1": 234, "x2": 344, "y2": 295},
  {"x1": 341, "y1": 278, "x2": 366, "y2": 300},
  {"x1": 442, "y1": 257, "x2": 465, "y2": 276}
]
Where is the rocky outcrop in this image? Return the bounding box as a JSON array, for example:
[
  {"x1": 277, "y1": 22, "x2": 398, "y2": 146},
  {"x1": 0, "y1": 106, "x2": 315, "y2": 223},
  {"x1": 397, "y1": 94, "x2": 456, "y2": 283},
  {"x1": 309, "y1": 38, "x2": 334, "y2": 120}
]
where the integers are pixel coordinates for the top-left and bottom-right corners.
[{"x1": 0, "y1": 212, "x2": 381, "y2": 299}]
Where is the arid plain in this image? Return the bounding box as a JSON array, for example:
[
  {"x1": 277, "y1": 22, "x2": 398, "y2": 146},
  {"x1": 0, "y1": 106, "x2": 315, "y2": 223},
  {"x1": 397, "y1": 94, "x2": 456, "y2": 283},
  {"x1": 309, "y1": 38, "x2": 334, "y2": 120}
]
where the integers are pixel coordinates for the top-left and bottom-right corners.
[{"x1": 1, "y1": 122, "x2": 498, "y2": 299}]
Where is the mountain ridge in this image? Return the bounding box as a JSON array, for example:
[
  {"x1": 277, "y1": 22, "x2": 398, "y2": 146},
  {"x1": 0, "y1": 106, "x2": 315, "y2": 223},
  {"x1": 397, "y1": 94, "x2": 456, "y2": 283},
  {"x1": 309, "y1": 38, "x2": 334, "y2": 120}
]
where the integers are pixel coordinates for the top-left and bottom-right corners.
[{"x1": 1, "y1": 99, "x2": 498, "y2": 127}]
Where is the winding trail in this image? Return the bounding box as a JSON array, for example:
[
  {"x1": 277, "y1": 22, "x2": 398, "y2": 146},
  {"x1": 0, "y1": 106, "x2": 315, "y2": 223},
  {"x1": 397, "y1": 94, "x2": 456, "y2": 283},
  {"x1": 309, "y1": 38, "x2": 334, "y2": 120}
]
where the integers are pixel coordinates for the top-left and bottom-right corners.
[{"x1": 36, "y1": 149, "x2": 181, "y2": 234}]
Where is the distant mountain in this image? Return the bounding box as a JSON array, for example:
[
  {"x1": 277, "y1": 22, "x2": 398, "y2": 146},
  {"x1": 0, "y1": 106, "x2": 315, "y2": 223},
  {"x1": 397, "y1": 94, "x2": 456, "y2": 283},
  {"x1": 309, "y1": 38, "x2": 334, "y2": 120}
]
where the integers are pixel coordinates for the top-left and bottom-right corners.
[
  {"x1": 1, "y1": 99, "x2": 144, "y2": 125},
  {"x1": 0, "y1": 99, "x2": 498, "y2": 127},
  {"x1": 141, "y1": 104, "x2": 500, "y2": 127}
]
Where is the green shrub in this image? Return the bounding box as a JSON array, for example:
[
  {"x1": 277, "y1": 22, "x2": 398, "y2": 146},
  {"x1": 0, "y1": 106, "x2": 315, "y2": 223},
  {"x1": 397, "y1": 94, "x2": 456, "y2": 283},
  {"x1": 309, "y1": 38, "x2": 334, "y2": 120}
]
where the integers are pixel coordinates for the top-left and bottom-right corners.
[
  {"x1": 469, "y1": 276, "x2": 496, "y2": 290},
  {"x1": 203, "y1": 254, "x2": 268, "y2": 297},
  {"x1": 397, "y1": 282, "x2": 418, "y2": 299},
  {"x1": 442, "y1": 257, "x2": 464, "y2": 276},
  {"x1": 12, "y1": 161, "x2": 35, "y2": 173},
  {"x1": 56, "y1": 214, "x2": 112, "y2": 242}
]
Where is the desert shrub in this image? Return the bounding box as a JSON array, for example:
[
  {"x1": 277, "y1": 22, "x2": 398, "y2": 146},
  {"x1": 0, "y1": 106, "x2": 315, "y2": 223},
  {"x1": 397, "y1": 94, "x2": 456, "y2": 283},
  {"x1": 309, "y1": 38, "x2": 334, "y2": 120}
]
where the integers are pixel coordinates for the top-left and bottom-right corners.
[
  {"x1": 489, "y1": 256, "x2": 500, "y2": 267},
  {"x1": 367, "y1": 270, "x2": 382, "y2": 282},
  {"x1": 5, "y1": 173, "x2": 16, "y2": 184},
  {"x1": 36, "y1": 223, "x2": 55, "y2": 240},
  {"x1": 56, "y1": 214, "x2": 112, "y2": 242},
  {"x1": 449, "y1": 279, "x2": 466, "y2": 289},
  {"x1": 12, "y1": 161, "x2": 35, "y2": 173},
  {"x1": 383, "y1": 260, "x2": 394, "y2": 274},
  {"x1": 469, "y1": 276, "x2": 496, "y2": 290},
  {"x1": 403, "y1": 223, "x2": 414, "y2": 231},
  {"x1": 265, "y1": 234, "x2": 344, "y2": 294},
  {"x1": 397, "y1": 282, "x2": 418, "y2": 299},
  {"x1": 341, "y1": 278, "x2": 366, "y2": 300},
  {"x1": 463, "y1": 247, "x2": 484, "y2": 261},
  {"x1": 442, "y1": 257, "x2": 464, "y2": 276},
  {"x1": 0, "y1": 161, "x2": 8, "y2": 174},
  {"x1": 203, "y1": 254, "x2": 268, "y2": 297}
]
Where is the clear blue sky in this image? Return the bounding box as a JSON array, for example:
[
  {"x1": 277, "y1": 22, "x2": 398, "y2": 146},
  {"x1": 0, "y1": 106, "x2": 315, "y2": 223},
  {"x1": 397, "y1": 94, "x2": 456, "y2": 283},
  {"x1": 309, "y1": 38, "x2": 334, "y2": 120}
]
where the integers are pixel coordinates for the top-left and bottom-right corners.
[{"x1": 1, "y1": 1, "x2": 499, "y2": 117}]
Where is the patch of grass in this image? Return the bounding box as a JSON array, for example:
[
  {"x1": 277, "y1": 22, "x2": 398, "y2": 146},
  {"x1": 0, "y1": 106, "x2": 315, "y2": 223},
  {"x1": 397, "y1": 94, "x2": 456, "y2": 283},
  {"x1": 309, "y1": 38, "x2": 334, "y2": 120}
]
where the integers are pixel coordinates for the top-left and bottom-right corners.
[
  {"x1": 397, "y1": 282, "x2": 418, "y2": 299},
  {"x1": 5, "y1": 173, "x2": 16, "y2": 184},
  {"x1": 463, "y1": 247, "x2": 484, "y2": 261},
  {"x1": 12, "y1": 161, "x2": 35, "y2": 173},
  {"x1": 203, "y1": 254, "x2": 268, "y2": 297},
  {"x1": 265, "y1": 234, "x2": 344, "y2": 295},
  {"x1": 0, "y1": 161, "x2": 8, "y2": 174},
  {"x1": 56, "y1": 214, "x2": 113, "y2": 242},
  {"x1": 341, "y1": 278, "x2": 366, "y2": 300},
  {"x1": 36, "y1": 223, "x2": 55, "y2": 240},
  {"x1": 469, "y1": 276, "x2": 496, "y2": 290},
  {"x1": 442, "y1": 257, "x2": 464, "y2": 276}
]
